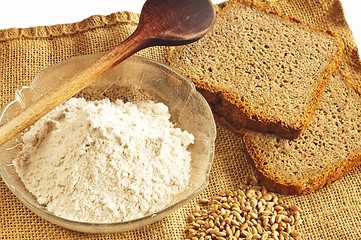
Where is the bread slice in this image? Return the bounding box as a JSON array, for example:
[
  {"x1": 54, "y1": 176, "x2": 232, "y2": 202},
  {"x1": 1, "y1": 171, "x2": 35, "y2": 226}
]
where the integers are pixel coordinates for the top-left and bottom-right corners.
[
  {"x1": 167, "y1": 0, "x2": 343, "y2": 139},
  {"x1": 243, "y1": 69, "x2": 361, "y2": 195}
]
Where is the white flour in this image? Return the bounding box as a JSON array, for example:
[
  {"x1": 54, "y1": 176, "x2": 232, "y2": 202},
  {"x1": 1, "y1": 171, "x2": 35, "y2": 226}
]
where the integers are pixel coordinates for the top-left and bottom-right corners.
[{"x1": 14, "y1": 98, "x2": 194, "y2": 223}]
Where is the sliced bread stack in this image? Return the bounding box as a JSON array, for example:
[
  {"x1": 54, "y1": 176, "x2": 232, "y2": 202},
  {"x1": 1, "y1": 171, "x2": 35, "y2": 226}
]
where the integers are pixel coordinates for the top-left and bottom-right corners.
[
  {"x1": 167, "y1": 0, "x2": 343, "y2": 139},
  {"x1": 166, "y1": 0, "x2": 361, "y2": 194}
]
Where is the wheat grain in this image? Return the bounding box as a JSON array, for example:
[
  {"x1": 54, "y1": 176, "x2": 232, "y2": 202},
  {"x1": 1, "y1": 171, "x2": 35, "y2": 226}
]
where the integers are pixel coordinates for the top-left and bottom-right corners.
[{"x1": 185, "y1": 178, "x2": 303, "y2": 239}]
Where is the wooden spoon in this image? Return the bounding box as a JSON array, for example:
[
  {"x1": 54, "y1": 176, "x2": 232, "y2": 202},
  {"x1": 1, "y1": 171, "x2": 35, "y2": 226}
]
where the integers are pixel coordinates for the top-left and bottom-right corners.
[{"x1": 0, "y1": 0, "x2": 215, "y2": 146}]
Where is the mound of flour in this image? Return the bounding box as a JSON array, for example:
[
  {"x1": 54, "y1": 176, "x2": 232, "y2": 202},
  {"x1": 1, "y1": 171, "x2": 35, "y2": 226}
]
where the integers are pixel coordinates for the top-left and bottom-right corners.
[{"x1": 14, "y1": 98, "x2": 194, "y2": 223}]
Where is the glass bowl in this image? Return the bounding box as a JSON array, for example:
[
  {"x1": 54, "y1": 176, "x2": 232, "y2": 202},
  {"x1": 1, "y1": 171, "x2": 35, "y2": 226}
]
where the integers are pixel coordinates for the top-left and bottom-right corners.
[{"x1": 0, "y1": 53, "x2": 216, "y2": 233}]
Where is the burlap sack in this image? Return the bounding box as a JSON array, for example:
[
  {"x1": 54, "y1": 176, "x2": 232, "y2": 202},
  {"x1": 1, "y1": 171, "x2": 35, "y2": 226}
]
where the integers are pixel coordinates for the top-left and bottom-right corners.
[{"x1": 1, "y1": 0, "x2": 360, "y2": 239}]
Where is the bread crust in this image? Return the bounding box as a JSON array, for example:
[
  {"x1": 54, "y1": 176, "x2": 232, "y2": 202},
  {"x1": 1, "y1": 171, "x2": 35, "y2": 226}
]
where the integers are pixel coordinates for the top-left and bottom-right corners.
[
  {"x1": 166, "y1": 0, "x2": 344, "y2": 139},
  {"x1": 197, "y1": 87, "x2": 304, "y2": 139}
]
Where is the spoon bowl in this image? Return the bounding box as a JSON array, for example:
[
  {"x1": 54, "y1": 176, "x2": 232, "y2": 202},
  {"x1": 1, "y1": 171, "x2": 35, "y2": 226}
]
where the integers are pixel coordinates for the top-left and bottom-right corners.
[{"x1": 139, "y1": 0, "x2": 216, "y2": 46}]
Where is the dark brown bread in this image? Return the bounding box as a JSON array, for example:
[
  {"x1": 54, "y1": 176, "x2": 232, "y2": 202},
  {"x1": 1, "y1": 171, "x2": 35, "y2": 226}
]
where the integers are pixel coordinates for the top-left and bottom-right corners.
[
  {"x1": 243, "y1": 69, "x2": 361, "y2": 195},
  {"x1": 167, "y1": 0, "x2": 343, "y2": 139}
]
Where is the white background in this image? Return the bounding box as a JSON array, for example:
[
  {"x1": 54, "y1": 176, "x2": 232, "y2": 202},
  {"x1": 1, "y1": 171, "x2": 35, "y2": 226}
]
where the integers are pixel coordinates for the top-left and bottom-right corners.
[{"x1": 0, "y1": 1, "x2": 360, "y2": 52}]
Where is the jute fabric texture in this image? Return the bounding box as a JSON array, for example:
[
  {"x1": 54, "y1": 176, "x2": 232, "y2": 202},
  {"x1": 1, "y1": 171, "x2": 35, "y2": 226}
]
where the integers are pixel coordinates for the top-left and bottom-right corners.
[{"x1": 1, "y1": 0, "x2": 360, "y2": 239}]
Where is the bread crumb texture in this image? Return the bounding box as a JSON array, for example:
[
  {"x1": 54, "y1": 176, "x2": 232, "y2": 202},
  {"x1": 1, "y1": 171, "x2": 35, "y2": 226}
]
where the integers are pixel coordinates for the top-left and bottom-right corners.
[
  {"x1": 244, "y1": 70, "x2": 361, "y2": 194},
  {"x1": 167, "y1": 0, "x2": 341, "y2": 137}
]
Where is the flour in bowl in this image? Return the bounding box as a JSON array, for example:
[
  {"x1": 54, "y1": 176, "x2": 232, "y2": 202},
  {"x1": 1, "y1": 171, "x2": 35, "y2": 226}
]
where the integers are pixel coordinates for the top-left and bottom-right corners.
[{"x1": 14, "y1": 98, "x2": 194, "y2": 223}]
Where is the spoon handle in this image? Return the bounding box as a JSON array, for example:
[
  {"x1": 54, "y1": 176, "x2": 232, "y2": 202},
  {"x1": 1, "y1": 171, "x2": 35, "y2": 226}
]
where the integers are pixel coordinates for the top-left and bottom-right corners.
[{"x1": 0, "y1": 31, "x2": 148, "y2": 146}]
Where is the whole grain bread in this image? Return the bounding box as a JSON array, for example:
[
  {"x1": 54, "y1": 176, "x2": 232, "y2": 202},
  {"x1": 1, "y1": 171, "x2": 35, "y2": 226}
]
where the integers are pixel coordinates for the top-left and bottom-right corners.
[
  {"x1": 243, "y1": 69, "x2": 361, "y2": 195},
  {"x1": 167, "y1": 0, "x2": 343, "y2": 139}
]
